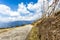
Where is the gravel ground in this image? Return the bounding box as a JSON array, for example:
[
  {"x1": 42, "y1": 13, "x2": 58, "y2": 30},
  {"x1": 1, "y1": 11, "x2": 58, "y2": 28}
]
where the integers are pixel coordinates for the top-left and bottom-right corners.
[{"x1": 0, "y1": 24, "x2": 33, "y2": 40}]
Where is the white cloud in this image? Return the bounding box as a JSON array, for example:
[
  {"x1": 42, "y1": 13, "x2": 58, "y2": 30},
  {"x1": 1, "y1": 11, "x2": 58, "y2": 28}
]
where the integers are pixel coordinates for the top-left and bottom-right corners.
[
  {"x1": 0, "y1": 4, "x2": 10, "y2": 14},
  {"x1": 18, "y1": 3, "x2": 30, "y2": 14},
  {"x1": 9, "y1": 11, "x2": 20, "y2": 16},
  {"x1": 0, "y1": 4, "x2": 20, "y2": 17},
  {"x1": 0, "y1": 0, "x2": 43, "y2": 22},
  {"x1": 49, "y1": 0, "x2": 53, "y2": 6}
]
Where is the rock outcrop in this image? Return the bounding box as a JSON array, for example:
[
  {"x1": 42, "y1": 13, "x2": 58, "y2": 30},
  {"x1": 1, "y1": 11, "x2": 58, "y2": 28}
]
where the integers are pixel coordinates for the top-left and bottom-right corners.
[{"x1": 36, "y1": 11, "x2": 60, "y2": 40}]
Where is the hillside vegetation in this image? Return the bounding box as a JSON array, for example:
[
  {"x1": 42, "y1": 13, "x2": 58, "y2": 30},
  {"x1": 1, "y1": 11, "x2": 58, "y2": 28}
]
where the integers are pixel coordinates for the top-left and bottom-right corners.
[{"x1": 26, "y1": 11, "x2": 60, "y2": 40}]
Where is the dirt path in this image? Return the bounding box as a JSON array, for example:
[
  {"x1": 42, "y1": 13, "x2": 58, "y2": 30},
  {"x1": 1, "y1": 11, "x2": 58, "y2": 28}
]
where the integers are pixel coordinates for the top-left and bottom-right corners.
[{"x1": 0, "y1": 24, "x2": 33, "y2": 40}]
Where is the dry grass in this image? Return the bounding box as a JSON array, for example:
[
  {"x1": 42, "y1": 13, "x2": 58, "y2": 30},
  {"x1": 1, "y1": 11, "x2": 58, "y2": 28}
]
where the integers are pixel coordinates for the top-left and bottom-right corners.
[
  {"x1": 26, "y1": 26, "x2": 39, "y2": 40},
  {"x1": 0, "y1": 28, "x2": 13, "y2": 33},
  {"x1": 0, "y1": 25, "x2": 24, "y2": 33}
]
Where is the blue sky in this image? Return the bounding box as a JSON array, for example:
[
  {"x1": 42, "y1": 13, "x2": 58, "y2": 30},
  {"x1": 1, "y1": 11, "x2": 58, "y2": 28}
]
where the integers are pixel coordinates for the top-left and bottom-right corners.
[
  {"x1": 0, "y1": 0, "x2": 37, "y2": 11},
  {"x1": 0, "y1": 0, "x2": 53, "y2": 22}
]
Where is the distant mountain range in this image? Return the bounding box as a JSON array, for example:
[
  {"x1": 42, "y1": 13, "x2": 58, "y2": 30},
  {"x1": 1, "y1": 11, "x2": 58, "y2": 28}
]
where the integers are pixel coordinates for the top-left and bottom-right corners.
[{"x1": 0, "y1": 21, "x2": 34, "y2": 28}]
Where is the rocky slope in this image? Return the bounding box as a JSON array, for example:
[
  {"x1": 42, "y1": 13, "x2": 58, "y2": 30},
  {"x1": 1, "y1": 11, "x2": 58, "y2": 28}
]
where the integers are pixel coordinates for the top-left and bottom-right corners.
[
  {"x1": 36, "y1": 11, "x2": 60, "y2": 40},
  {"x1": 26, "y1": 11, "x2": 60, "y2": 40}
]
